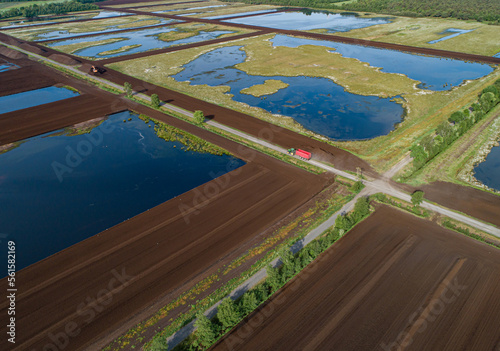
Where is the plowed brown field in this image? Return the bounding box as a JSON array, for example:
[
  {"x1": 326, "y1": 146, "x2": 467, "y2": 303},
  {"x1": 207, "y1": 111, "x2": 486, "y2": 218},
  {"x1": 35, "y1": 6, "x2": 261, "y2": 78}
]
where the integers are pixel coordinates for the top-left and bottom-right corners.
[{"x1": 213, "y1": 205, "x2": 500, "y2": 351}]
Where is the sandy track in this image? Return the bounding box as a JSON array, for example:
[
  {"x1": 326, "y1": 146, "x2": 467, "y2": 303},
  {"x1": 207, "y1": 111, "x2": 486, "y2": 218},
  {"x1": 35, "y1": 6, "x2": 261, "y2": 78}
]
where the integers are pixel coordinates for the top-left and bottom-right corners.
[{"x1": 212, "y1": 205, "x2": 500, "y2": 351}]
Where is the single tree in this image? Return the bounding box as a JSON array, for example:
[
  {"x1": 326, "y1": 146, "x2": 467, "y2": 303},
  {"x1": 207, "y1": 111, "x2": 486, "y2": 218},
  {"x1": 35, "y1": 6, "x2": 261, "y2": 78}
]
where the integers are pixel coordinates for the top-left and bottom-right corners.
[
  {"x1": 350, "y1": 180, "x2": 363, "y2": 193},
  {"x1": 151, "y1": 94, "x2": 160, "y2": 109},
  {"x1": 266, "y1": 264, "x2": 281, "y2": 292},
  {"x1": 217, "y1": 298, "x2": 240, "y2": 331},
  {"x1": 411, "y1": 190, "x2": 425, "y2": 207},
  {"x1": 124, "y1": 82, "x2": 133, "y2": 97},
  {"x1": 239, "y1": 291, "x2": 258, "y2": 316},
  {"x1": 194, "y1": 312, "x2": 215, "y2": 349},
  {"x1": 193, "y1": 110, "x2": 205, "y2": 125}
]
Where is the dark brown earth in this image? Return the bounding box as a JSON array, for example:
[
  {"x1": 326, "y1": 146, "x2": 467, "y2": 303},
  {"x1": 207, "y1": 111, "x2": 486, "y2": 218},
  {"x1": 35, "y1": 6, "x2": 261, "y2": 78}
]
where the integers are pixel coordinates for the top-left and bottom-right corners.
[
  {"x1": 422, "y1": 181, "x2": 500, "y2": 227},
  {"x1": 212, "y1": 205, "x2": 500, "y2": 351},
  {"x1": 0, "y1": 7, "x2": 499, "y2": 351},
  {"x1": 0, "y1": 55, "x2": 329, "y2": 351}
]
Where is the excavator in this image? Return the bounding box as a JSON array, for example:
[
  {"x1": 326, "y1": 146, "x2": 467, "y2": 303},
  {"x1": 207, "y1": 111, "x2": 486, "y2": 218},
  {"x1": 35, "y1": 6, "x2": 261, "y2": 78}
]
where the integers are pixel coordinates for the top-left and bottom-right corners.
[{"x1": 90, "y1": 65, "x2": 106, "y2": 75}]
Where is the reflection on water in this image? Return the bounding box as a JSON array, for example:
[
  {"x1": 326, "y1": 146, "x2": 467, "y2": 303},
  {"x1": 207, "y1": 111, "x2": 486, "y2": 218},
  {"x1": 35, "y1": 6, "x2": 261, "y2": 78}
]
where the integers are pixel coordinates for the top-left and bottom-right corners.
[
  {"x1": 0, "y1": 86, "x2": 79, "y2": 114},
  {"x1": 172, "y1": 45, "x2": 404, "y2": 140},
  {"x1": 48, "y1": 26, "x2": 234, "y2": 58},
  {"x1": 34, "y1": 17, "x2": 174, "y2": 41},
  {"x1": 0, "y1": 111, "x2": 244, "y2": 273},
  {"x1": 224, "y1": 10, "x2": 392, "y2": 32},
  {"x1": 270, "y1": 34, "x2": 494, "y2": 91},
  {"x1": 474, "y1": 143, "x2": 500, "y2": 191}
]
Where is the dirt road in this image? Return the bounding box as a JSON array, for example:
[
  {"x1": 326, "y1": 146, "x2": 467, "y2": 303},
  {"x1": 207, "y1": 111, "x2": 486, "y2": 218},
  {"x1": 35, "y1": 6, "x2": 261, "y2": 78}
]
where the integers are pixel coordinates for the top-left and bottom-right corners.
[{"x1": 212, "y1": 205, "x2": 500, "y2": 351}]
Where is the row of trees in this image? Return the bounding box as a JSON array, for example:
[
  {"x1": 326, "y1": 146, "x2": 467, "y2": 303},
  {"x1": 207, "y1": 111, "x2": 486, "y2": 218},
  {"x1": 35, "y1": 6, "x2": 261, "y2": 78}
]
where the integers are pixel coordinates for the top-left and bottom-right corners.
[
  {"x1": 165, "y1": 197, "x2": 371, "y2": 350},
  {"x1": 220, "y1": 0, "x2": 344, "y2": 8},
  {"x1": 220, "y1": 0, "x2": 500, "y2": 24},
  {"x1": 341, "y1": 0, "x2": 500, "y2": 24},
  {"x1": 0, "y1": 0, "x2": 99, "y2": 19},
  {"x1": 410, "y1": 79, "x2": 500, "y2": 172}
]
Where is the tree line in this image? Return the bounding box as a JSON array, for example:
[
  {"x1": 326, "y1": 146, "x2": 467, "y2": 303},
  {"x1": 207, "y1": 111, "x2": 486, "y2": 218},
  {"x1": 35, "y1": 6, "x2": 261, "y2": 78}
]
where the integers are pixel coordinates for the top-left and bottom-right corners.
[
  {"x1": 410, "y1": 79, "x2": 500, "y2": 172},
  {"x1": 220, "y1": 0, "x2": 500, "y2": 24},
  {"x1": 0, "y1": 0, "x2": 101, "y2": 20},
  {"x1": 340, "y1": 0, "x2": 500, "y2": 24},
  {"x1": 151, "y1": 196, "x2": 371, "y2": 350}
]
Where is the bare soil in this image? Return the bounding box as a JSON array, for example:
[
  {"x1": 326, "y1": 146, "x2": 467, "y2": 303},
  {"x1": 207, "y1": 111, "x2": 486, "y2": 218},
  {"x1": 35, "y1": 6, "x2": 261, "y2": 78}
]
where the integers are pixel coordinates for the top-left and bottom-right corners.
[
  {"x1": 213, "y1": 205, "x2": 500, "y2": 351},
  {"x1": 0, "y1": 53, "x2": 329, "y2": 351}
]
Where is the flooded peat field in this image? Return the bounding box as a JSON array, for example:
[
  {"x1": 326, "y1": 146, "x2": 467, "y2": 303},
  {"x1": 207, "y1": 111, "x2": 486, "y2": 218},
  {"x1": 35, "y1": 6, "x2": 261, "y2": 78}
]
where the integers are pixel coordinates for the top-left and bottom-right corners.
[
  {"x1": 223, "y1": 10, "x2": 393, "y2": 32},
  {"x1": 474, "y1": 143, "x2": 500, "y2": 191},
  {"x1": 170, "y1": 35, "x2": 493, "y2": 140},
  {"x1": 46, "y1": 25, "x2": 238, "y2": 59},
  {"x1": 0, "y1": 111, "x2": 244, "y2": 273},
  {"x1": 0, "y1": 86, "x2": 79, "y2": 114}
]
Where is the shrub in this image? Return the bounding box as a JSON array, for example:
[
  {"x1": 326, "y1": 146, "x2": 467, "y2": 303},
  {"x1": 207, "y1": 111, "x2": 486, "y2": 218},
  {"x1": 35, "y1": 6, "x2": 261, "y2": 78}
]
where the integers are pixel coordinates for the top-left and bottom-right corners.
[
  {"x1": 193, "y1": 110, "x2": 205, "y2": 125},
  {"x1": 151, "y1": 94, "x2": 160, "y2": 109},
  {"x1": 411, "y1": 190, "x2": 424, "y2": 206}
]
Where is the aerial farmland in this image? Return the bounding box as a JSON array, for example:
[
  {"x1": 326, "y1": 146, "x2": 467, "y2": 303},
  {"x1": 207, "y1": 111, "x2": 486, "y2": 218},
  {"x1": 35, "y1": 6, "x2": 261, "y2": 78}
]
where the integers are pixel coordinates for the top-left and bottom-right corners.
[{"x1": 0, "y1": 0, "x2": 499, "y2": 350}]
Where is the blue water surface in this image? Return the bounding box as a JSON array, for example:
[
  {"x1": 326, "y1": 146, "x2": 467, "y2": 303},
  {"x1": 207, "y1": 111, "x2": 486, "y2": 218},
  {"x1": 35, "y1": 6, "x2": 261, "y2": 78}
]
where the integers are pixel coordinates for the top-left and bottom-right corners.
[
  {"x1": 48, "y1": 26, "x2": 235, "y2": 58},
  {"x1": 0, "y1": 86, "x2": 79, "y2": 114},
  {"x1": 270, "y1": 34, "x2": 494, "y2": 91},
  {"x1": 474, "y1": 143, "x2": 500, "y2": 191},
  {"x1": 223, "y1": 10, "x2": 392, "y2": 32},
  {"x1": 206, "y1": 9, "x2": 278, "y2": 20},
  {"x1": 0, "y1": 111, "x2": 244, "y2": 273},
  {"x1": 35, "y1": 17, "x2": 174, "y2": 41},
  {"x1": 172, "y1": 45, "x2": 404, "y2": 140},
  {"x1": 0, "y1": 62, "x2": 19, "y2": 72},
  {"x1": 428, "y1": 28, "x2": 474, "y2": 44}
]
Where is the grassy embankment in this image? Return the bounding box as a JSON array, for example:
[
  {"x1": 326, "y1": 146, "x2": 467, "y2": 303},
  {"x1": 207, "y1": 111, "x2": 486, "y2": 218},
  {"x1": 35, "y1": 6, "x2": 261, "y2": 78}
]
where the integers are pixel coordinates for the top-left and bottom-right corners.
[
  {"x1": 403, "y1": 103, "x2": 500, "y2": 189},
  {"x1": 337, "y1": 16, "x2": 500, "y2": 57},
  {"x1": 109, "y1": 32, "x2": 500, "y2": 172},
  {"x1": 240, "y1": 79, "x2": 289, "y2": 97}
]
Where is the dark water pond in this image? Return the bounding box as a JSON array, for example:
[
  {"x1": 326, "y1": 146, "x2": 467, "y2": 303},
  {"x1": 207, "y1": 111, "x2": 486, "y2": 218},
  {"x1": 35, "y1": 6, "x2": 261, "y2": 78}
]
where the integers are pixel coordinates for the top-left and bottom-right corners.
[
  {"x1": 270, "y1": 35, "x2": 494, "y2": 91},
  {"x1": 0, "y1": 86, "x2": 79, "y2": 114},
  {"x1": 48, "y1": 26, "x2": 234, "y2": 59},
  {"x1": 0, "y1": 111, "x2": 244, "y2": 273},
  {"x1": 223, "y1": 10, "x2": 392, "y2": 32},
  {"x1": 172, "y1": 45, "x2": 404, "y2": 140},
  {"x1": 474, "y1": 143, "x2": 500, "y2": 191}
]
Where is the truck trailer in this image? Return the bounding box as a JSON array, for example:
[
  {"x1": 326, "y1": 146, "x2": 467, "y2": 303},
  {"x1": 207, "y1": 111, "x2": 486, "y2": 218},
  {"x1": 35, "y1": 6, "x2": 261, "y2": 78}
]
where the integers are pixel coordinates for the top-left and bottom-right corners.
[{"x1": 287, "y1": 148, "x2": 312, "y2": 160}]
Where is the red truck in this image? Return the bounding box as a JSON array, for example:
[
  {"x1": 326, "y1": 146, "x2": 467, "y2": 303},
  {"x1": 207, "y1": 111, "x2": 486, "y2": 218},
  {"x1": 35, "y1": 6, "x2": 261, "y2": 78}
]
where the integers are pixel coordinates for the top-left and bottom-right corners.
[{"x1": 288, "y1": 148, "x2": 312, "y2": 160}]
